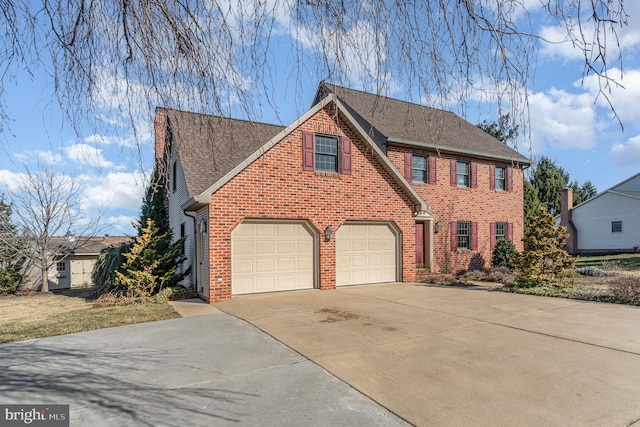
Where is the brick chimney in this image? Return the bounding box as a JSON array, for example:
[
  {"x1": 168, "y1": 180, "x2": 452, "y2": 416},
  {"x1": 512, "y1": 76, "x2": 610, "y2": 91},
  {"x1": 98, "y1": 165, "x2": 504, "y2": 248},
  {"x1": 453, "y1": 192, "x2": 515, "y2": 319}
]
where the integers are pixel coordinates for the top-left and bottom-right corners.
[
  {"x1": 154, "y1": 108, "x2": 168, "y2": 168},
  {"x1": 560, "y1": 187, "x2": 577, "y2": 254}
]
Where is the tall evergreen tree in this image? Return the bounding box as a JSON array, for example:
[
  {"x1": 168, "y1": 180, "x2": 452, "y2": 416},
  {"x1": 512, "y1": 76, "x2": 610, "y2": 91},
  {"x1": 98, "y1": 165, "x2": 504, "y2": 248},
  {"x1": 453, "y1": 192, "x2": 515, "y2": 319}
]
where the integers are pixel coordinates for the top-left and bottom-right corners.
[
  {"x1": 523, "y1": 180, "x2": 540, "y2": 233},
  {"x1": 138, "y1": 170, "x2": 169, "y2": 235},
  {"x1": 571, "y1": 180, "x2": 598, "y2": 206},
  {"x1": 476, "y1": 113, "x2": 520, "y2": 144},
  {"x1": 0, "y1": 197, "x2": 24, "y2": 294},
  {"x1": 529, "y1": 156, "x2": 570, "y2": 216}
]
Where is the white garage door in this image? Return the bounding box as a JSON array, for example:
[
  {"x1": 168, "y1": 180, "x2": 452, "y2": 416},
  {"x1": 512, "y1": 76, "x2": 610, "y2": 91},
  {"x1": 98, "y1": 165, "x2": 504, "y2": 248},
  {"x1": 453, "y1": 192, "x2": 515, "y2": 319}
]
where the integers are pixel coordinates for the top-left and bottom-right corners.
[
  {"x1": 231, "y1": 221, "x2": 315, "y2": 295},
  {"x1": 336, "y1": 223, "x2": 398, "y2": 286}
]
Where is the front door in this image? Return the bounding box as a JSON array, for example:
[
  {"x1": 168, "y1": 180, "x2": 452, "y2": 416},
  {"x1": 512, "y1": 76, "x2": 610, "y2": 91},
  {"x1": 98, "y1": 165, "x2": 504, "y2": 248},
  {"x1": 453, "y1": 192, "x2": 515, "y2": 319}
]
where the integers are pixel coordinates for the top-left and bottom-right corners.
[{"x1": 415, "y1": 223, "x2": 425, "y2": 267}]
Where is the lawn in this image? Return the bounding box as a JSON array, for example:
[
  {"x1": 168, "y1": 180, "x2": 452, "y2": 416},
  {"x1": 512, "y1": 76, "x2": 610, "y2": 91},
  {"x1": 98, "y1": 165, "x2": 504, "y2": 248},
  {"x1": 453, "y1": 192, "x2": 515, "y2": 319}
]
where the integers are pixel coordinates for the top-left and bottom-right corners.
[
  {"x1": 0, "y1": 288, "x2": 180, "y2": 344},
  {"x1": 575, "y1": 253, "x2": 640, "y2": 272}
]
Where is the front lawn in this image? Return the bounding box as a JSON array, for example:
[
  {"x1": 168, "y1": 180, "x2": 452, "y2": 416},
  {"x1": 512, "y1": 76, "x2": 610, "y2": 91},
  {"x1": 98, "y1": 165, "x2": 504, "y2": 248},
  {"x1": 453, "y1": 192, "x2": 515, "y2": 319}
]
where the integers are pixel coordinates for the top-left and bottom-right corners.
[
  {"x1": 575, "y1": 253, "x2": 640, "y2": 271},
  {"x1": 0, "y1": 288, "x2": 179, "y2": 344}
]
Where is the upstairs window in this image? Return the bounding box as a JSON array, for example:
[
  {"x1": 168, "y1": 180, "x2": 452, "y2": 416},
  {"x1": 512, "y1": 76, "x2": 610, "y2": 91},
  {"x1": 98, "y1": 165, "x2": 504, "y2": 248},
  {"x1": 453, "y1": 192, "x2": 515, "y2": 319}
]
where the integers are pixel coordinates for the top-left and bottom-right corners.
[
  {"x1": 495, "y1": 167, "x2": 506, "y2": 191},
  {"x1": 302, "y1": 131, "x2": 351, "y2": 175},
  {"x1": 412, "y1": 155, "x2": 428, "y2": 183},
  {"x1": 611, "y1": 221, "x2": 622, "y2": 233},
  {"x1": 456, "y1": 161, "x2": 470, "y2": 187},
  {"x1": 315, "y1": 135, "x2": 339, "y2": 172}
]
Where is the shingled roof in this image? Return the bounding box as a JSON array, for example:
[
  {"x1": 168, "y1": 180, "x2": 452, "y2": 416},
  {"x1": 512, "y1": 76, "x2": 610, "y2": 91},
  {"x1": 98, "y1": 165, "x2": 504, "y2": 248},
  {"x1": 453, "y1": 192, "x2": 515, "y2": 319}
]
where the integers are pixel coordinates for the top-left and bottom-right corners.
[
  {"x1": 316, "y1": 83, "x2": 530, "y2": 165},
  {"x1": 160, "y1": 108, "x2": 285, "y2": 199}
]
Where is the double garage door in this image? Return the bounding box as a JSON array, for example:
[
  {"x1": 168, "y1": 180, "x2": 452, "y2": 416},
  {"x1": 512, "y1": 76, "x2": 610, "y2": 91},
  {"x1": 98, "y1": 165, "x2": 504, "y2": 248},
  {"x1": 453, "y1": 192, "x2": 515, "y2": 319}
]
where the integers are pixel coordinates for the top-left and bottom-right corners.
[{"x1": 231, "y1": 221, "x2": 397, "y2": 295}]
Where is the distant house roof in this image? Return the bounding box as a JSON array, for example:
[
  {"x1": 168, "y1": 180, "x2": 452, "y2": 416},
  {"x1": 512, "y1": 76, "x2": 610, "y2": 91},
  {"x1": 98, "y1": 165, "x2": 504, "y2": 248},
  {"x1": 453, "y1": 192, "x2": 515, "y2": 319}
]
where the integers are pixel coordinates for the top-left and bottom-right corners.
[
  {"x1": 569, "y1": 171, "x2": 640, "y2": 211},
  {"x1": 314, "y1": 83, "x2": 530, "y2": 165},
  {"x1": 159, "y1": 108, "x2": 285, "y2": 200},
  {"x1": 48, "y1": 236, "x2": 132, "y2": 256}
]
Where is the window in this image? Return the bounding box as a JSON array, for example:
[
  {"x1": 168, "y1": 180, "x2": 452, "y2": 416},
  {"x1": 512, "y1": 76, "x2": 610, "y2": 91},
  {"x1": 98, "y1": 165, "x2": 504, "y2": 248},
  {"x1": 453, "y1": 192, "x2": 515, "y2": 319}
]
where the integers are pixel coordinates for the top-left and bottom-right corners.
[
  {"x1": 457, "y1": 221, "x2": 471, "y2": 250},
  {"x1": 612, "y1": 221, "x2": 622, "y2": 233},
  {"x1": 172, "y1": 161, "x2": 177, "y2": 192},
  {"x1": 495, "y1": 222, "x2": 507, "y2": 240},
  {"x1": 56, "y1": 262, "x2": 66, "y2": 272},
  {"x1": 495, "y1": 167, "x2": 506, "y2": 191},
  {"x1": 456, "y1": 161, "x2": 469, "y2": 187},
  {"x1": 315, "y1": 135, "x2": 339, "y2": 172},
  {"x1": 412, "y1": 155, "x2": 427, "y2": 182}
]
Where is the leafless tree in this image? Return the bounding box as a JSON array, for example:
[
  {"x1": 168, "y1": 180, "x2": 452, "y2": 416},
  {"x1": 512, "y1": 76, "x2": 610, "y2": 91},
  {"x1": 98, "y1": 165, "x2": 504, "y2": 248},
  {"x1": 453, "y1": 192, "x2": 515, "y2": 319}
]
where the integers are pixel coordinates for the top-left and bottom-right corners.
[
  {"x1": 0, "y1": 0, "x2": 629, "y2": 148},
  {"x1": 1, "y1": 166, "x2": 101, "y2": 292}
]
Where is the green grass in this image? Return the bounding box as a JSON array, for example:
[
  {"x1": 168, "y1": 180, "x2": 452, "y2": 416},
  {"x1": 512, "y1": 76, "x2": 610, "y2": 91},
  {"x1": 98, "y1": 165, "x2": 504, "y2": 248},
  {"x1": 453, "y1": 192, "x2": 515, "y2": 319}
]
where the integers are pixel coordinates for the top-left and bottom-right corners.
[
  {"x1": 575, "y1": 254, "x2": 640, "y2": 270},
  {"x1": 0, "y1": 288, "x2": 180, "y2": 344}
]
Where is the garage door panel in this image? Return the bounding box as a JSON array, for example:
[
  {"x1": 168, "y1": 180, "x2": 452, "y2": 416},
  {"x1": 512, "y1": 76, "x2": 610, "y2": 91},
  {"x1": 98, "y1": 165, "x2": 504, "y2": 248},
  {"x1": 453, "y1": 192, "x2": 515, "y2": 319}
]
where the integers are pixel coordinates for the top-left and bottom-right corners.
[
  {"x1": 336, "y1": 223, "x2": 397, "y2": 287},
  {"x1": 232, "y1": 221, "x2": 314, "y2": 295}
]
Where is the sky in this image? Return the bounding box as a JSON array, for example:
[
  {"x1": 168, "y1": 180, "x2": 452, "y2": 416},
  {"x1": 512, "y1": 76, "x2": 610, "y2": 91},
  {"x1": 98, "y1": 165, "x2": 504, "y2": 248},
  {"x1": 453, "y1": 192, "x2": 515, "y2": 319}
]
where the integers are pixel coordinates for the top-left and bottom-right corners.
[{"x1": 1, "y1": 1, "x2": 639, "y2": 237}]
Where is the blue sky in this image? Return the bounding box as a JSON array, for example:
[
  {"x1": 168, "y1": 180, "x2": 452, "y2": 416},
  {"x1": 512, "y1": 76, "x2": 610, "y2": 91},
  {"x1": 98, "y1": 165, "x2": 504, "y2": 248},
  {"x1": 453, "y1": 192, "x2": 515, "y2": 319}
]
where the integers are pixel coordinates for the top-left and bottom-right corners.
[{"x1": 1, "y1": 2, "x2": 640, "y2": 236}]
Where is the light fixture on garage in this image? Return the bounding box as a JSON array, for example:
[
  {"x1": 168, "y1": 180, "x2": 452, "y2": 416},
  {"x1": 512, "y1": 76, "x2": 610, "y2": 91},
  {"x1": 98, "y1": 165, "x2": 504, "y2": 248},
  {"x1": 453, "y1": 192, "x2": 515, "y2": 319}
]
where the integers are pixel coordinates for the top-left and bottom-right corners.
[
  {"x1": 435, "y1": 222, "x2": 442, "y2": 233},
  {"x1": 324, "y1": 225, "x2": 333, "y2": 241}
]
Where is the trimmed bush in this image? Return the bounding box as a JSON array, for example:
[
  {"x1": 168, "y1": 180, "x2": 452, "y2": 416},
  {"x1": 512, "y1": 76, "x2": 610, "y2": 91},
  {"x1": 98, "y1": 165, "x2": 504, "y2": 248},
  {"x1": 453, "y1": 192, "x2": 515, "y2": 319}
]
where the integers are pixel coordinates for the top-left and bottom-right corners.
[{"x1": 491, "y1": 238, "x2": 516, "y2": 269}]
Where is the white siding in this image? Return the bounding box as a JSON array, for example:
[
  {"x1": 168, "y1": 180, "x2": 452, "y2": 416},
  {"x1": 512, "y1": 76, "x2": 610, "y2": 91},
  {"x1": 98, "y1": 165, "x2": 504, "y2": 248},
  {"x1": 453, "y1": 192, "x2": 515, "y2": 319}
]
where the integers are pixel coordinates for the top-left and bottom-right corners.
[
  {"x1": 573, "y1": 192, "x2": 640, "y2": 250},
  {"x1": 168, "y1": 147, "x2": 196, "y2": 288}
]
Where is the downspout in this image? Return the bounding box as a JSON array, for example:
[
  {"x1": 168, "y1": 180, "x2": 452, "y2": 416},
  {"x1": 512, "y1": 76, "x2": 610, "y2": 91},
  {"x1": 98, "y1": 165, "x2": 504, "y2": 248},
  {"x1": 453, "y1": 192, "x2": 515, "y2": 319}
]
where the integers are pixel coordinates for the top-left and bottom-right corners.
[{"x1": 183, "y1": 210, "x2": 198, "y2": 290}]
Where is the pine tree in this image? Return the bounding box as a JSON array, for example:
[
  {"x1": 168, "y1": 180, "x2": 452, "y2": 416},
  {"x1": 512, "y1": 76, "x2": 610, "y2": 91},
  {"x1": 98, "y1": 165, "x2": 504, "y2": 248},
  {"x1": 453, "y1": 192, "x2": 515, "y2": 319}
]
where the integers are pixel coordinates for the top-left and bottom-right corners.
[
  {"x1": 138, "y1": 170, "x2": 169, "y2": 235},
  {"x1": 0, "y1": 197, "x2": 24, "y2": 294},
  {"x1": 523, "y1": 180, "x2": 540, "y2": 233},
  {"x1": 115, "y1": 219, "x2": 188, "y2": 297},
  {"x1": 512, "y1": 206, "x2": 575, "y2": 287}
]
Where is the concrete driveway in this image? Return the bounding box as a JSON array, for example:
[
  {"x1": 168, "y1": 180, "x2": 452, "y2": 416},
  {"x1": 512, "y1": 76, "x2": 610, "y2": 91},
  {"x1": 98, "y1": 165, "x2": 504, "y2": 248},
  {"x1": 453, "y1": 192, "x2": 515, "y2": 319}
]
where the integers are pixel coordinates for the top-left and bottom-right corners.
[
  {"x1": 0, "y1": 311, "x2": 406, "y2": 426},
  {"x1": 216, "y1": 283, "x2": 640, "y2": 427}
]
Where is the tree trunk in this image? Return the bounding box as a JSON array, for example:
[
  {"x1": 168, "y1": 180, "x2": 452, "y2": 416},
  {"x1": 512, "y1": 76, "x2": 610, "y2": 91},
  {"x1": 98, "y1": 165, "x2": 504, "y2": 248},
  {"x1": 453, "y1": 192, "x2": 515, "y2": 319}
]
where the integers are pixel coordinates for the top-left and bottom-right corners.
[{"x1": 41, "y1": 252, "x2": 49, "y2": 292}]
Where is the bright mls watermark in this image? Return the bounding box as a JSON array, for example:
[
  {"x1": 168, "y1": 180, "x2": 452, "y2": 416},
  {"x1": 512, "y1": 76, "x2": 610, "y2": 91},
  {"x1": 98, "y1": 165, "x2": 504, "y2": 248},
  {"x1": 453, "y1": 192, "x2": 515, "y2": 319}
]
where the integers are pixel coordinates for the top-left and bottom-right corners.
[{"x1": 0, "y1": 405, "x2": 68, "y2": 427}]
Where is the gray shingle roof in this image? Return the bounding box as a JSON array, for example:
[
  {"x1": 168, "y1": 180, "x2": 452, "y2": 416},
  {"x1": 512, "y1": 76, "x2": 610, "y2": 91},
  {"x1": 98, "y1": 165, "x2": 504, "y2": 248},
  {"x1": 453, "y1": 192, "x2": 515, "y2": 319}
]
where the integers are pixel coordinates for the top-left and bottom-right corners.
[
  {"x1": 162, "y1": 108, "x2": 285, "y2": 199},
  {"x1": 318, "y1": 83, "x2": 530, "y2": 165},
  {"x1": 48, "y1": 236, "x2": 132, "y2": 255}
]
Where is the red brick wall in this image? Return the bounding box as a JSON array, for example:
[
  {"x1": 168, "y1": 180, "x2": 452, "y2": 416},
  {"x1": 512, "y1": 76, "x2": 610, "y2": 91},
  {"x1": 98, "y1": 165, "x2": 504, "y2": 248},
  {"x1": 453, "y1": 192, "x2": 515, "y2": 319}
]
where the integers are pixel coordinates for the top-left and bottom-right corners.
[
  {"x1": 207, "y1": 106, "x2": 417, "y2": 301},
  {"x1": 387, "y1": 145, "x2": 525, "y2": 274}
]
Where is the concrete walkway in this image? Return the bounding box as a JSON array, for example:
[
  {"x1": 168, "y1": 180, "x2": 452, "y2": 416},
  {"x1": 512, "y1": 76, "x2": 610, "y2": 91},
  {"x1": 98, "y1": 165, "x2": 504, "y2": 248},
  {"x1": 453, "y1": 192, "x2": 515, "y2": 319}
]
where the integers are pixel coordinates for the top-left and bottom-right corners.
[
  {"x1": 216, "y1": 283, "x2": 640, "y2": 427},
  {"x1": 0, "y1": 313, "x2": 407, "y2": 426}
]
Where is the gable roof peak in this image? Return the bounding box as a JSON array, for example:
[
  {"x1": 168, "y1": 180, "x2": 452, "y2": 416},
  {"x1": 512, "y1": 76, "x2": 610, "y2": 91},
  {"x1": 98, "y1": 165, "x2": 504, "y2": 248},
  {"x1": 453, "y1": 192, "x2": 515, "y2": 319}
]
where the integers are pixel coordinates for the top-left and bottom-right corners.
[{"x1": 316, "y1": 82, "x2": 530, "y2": 165}]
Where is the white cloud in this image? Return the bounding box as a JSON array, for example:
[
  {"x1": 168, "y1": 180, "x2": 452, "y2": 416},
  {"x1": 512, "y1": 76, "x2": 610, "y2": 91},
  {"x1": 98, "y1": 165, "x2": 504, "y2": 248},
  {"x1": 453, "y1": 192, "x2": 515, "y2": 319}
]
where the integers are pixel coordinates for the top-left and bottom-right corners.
[
  {"x1": 580, "y1": 67, "x2": 640, "y2": 124},
  {"x1": 107, "y1": 215, "x2": 137, "y2": 235},
  {"x1": 84, "y1": 134, "x2": 112, "y2": 145},
  {"x1": 610, "y1": 134, "x2": 640, "y2": 167},
  {"x1": 78, "y1": 171, "x2": 146, "y2": 213},
  {"x1": 539, "y1": 3, "x2": 640, "y2": 62},
  {"x1": 64, "y1": 144, "x2": 114, "y2": 168},
  {"x1": 0, "y1": 170, "x2": 27, "y2": 192},
  {"x1": 528, "y1": 88, "x2": 598, "y2": 152}
]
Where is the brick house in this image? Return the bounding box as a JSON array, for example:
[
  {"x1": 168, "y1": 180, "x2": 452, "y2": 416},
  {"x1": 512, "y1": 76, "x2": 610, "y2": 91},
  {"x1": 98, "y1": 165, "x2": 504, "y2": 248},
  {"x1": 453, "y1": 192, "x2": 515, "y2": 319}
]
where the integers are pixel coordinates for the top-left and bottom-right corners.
[{"x1": 155, "y1": 83, "x2": 529, "y2": 302}]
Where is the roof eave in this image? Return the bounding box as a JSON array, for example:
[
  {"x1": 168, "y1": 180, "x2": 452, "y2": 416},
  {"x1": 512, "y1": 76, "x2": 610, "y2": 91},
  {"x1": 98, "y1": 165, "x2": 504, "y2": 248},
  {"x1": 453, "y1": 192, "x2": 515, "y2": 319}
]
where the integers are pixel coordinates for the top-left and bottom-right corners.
[
  {"x1": 387, "y1": 137, "x2": 531, "y2": 166},
  {"x1": 181, "y1": 197, "x2": 209, "y2": 212}
]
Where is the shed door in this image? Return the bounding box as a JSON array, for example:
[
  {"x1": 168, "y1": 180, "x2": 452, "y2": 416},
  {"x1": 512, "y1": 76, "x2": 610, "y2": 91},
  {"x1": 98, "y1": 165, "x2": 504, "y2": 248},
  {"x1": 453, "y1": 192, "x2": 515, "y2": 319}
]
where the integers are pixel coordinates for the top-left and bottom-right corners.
[
  {"x1": 231, "y1": 221, "x2": 315, "y2": 295},
  {"x1": 336, "y1": 223, "x2": 398, "y2": 286}
]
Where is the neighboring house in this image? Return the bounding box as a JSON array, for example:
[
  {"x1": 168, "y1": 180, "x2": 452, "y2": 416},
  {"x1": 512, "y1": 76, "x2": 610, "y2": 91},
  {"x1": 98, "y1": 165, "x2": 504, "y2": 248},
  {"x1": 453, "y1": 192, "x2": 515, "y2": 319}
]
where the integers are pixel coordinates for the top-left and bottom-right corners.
[
  {"x1": 25, "y1": 236, "x2": 131, "y2": 290},
  {"x1": 155, "y1": 82, "x2": 529, "y2": 302},
  {"x1": 559, "y1": 173, "x2": 640, "y2": 254}
]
